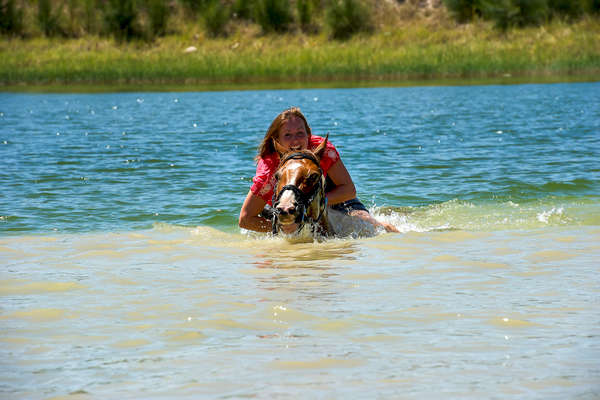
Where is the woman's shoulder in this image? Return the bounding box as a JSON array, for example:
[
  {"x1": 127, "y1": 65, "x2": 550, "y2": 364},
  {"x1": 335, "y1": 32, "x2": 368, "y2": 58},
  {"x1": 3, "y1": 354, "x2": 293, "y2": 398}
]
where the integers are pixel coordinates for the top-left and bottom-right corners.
[
  {"x1": 310, "y1": 134, "x2": 330, "y2": 146},
  {"x1": 310, "y1": 135, "x2": 338, "y2": 151},
  {"x1": 256, "y1": 152, "x2": 280, "y2": 172},
  {"x1": 310, "y1": 134, "x2": 340, "y2": 171}
]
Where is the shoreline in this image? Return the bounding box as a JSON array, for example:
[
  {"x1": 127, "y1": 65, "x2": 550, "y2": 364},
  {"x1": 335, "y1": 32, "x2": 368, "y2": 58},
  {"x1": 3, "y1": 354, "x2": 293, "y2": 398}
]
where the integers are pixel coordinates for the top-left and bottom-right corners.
[{"x1": 2, "y1": 73, "x2": 598, "y2": 93}]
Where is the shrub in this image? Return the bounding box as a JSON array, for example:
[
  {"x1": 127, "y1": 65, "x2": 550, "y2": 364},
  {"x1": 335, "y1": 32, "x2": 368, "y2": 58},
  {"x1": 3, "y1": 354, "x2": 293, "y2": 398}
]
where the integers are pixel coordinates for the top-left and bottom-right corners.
[
  {"x1": 0, "y1": 0, "x2": 24, "y2": 35},
  {"x1": 179, "y1": 0, "x2": 211, "y2": 14},
  {"x1": 443, "y1": 0, "x2": 484, "y2": 23},
  {"x1": 254, "y1": 0, "x2": 293, "y2": 33},
  {"x1": 297, "y1": 0, "x2": 317, "y2": 33},
  {"x1": 38, "y1": 0, "x2": 65, "y2": 36},
  {"x1": 548, "y1": 0, "x2": 586, "y2": 19},
  {"x1": 104, "y1": 0, "x2": 141, "y2": 40},
  {"x1": 80, "y1": 0, "x2": 103, "y2": 35},
  {"x1": 203, "y1": 0, "x2": 230, "y2": 37},
  {"x1": 147, "y1": 0, "x2": 170, "y2": 37},
  {"x1": 325, "y1": 0, "x2": 373, "y2": 40},
  {"x1": 483, "y1": 0, "x2": 548, "y2": 30},
  {"x1": 232, "y1": 0, "x2": 253, "y2": 20}
]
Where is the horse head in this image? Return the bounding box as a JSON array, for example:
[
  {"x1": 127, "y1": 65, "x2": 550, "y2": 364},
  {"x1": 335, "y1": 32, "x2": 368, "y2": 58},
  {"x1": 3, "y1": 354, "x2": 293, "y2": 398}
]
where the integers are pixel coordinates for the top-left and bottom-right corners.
[{"x1": 271, "y1": 135, "x2": 332, "y2": 237}]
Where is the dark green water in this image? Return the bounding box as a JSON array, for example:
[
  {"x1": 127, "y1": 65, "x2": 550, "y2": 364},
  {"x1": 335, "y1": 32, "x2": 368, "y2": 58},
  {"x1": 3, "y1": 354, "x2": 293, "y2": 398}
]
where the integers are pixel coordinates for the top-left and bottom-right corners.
[{"x1": 1, "y1": 82, "x2": 599, "y2": 234}]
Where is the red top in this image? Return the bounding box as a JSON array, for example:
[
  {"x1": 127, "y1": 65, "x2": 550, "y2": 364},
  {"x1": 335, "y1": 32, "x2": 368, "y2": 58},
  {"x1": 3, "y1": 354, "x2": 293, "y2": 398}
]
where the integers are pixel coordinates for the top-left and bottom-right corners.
[{"x1": 250, "y1": 135, "x2": 340, "y2": 205}]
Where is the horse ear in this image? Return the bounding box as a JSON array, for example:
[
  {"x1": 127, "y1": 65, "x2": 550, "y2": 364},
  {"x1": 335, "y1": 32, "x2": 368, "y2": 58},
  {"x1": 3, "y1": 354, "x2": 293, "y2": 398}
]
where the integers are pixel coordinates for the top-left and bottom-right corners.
[
  {"x1": 313, "y1": 133, "x2": 329, "y2": 161},
  {"x1": 273, "y1": 139, "x2": 288, "y2": 157}
]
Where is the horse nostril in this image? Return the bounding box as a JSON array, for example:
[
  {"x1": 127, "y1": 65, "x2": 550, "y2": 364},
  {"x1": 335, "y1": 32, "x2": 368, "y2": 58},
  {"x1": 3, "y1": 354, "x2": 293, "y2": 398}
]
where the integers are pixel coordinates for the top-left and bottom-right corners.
[{"x1": 276, "y1": 205, "x2": 296, "y2": 216}]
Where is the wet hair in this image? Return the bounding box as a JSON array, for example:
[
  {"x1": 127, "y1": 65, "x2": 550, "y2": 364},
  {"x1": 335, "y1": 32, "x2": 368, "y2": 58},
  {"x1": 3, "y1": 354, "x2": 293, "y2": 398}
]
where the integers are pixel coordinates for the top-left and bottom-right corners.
[{"x1": 255, "y1": 107, "x2": 312, "y2": 162}]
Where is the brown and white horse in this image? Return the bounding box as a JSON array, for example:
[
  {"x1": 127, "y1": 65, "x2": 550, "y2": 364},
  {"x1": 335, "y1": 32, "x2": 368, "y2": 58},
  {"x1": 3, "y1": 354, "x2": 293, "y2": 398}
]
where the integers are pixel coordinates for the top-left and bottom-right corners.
[{"x1": 271, "y1": 136, "x2": 333, "y2": 238}]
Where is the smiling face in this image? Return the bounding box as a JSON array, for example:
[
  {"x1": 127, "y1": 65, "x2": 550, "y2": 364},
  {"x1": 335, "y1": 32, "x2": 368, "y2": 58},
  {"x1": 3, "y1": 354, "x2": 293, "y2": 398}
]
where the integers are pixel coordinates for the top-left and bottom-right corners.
[{"x1": 276, "y1": 116, "x2": 309, "y2": 152}]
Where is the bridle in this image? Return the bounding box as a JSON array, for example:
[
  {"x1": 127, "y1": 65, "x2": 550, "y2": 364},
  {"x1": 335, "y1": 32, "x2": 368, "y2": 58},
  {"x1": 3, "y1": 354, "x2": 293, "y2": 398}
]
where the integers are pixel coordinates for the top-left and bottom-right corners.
[{"x1": 271, "y1": 152, "x2": 327, "y2": 234}]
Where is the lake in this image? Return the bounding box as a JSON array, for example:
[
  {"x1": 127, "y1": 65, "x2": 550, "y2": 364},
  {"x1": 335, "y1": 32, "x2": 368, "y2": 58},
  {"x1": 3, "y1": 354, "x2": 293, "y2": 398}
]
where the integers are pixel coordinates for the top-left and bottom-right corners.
[{"x1": 1, "y1": 82, "x2": 599, "y2": 399}]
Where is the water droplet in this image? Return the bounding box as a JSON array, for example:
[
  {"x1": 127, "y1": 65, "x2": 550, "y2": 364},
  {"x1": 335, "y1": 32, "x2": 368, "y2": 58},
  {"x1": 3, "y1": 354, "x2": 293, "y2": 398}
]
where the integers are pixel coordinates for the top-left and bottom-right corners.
[
  {"x1": 313, "y1": 97, "x2": 318, "y2": 101},
  {"x1": 193, "y1": 123, "x2": 197, "y2": 128},
  {"x1": 173, "y1": 99, "x2": 179, "y2": 103},
  {"x1": 112, "y1": 106, "x2": 118, "y2": 110},
  {"x1": 106, "y1": 145, "x2": 110, "y2": 149}
]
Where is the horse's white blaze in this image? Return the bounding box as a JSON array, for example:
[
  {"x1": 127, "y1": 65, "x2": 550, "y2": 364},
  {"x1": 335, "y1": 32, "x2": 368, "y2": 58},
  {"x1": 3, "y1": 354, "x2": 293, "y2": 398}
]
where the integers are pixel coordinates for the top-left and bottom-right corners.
[{"x1": 277, "y1": 190, "x2": 296, "y2": 211}]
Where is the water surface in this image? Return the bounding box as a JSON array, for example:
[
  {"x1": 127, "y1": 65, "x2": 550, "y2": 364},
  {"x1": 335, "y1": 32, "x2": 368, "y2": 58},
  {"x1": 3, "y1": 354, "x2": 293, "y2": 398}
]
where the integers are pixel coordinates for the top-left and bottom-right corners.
[{"x1": 1, "y1": 83, "x2": 599, "y2": 399}]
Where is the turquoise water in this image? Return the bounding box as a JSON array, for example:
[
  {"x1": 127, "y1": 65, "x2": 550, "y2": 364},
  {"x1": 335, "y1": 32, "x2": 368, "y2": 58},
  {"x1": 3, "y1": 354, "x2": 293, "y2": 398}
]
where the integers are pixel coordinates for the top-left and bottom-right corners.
[
  {"x1": 2, "y1": 82, "x2": 599, "y2": 234},
  {"x1": 1, "y1": 83, "x2": 600, "y2": 400}
]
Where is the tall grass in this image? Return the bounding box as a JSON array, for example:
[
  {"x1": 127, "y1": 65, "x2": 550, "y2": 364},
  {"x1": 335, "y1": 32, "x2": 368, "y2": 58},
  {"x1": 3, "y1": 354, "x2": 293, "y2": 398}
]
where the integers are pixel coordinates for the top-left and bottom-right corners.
[{"x1": 1, "y1": 17, "x2": 598, "y2": 89}]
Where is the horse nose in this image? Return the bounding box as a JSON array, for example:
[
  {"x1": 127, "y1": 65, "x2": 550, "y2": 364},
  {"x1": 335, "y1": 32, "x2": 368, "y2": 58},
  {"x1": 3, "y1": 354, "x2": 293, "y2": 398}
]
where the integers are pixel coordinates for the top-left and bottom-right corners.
[{"x1": 276, "y1": 204, "x2": 296, "y2": 216}]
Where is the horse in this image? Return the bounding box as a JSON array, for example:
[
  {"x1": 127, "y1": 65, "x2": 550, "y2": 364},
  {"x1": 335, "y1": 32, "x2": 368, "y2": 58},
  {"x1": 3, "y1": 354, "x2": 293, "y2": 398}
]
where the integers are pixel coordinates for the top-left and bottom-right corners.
[{"x1": 271, "y1": 135, "x2": 333, "y2": 238}]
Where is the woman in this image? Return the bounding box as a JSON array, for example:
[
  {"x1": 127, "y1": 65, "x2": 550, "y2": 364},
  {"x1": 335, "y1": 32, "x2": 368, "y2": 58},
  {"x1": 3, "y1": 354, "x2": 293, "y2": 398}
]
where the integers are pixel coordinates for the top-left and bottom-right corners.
[{"x1": 239, "y1": 107, "x2": 398, "y2": 234}]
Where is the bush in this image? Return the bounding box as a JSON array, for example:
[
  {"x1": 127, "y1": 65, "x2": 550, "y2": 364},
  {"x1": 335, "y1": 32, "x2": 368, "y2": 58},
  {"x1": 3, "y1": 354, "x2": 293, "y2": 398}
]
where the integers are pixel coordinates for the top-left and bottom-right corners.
[
  {"x1": 80, "y1": 0, "x2": 103, "y2": 35},
  {"x1": 104, "y1": 0, "x2": 141, "y2": 40},
  {"x1": 179, "y1": 0, "x2": 211, "y2": 14},
  {"x1": 0, "y1": 0, "x2": 24, "y2": 35},
  {"x1": 443, "y1": 0, "x2": 484, "y2": 23},
  {"x1": 254, "y1": 0, "x2": 293, "y2": 33},
  {"x1": 483, "y1": 0, "x2": 548, "y2": 30},
  {"x1": 325, "y1": 0, "x2": 373, "y2": 40},
  {"x1": 38, "y1": 0, "x2": 65, "y2": 36},
  {"x1": 548, "y1": 0, "x2": 586, "y2": 19},
  {"x1": 147, "y1": 0, "x2": 170, "y2": 37},
  {"x1": 232, "y1": 0, "x2": 253, "y2": 20},
  {"x1": 203, "y1": 0, "x2": 230, "y2": 37},
  {"x1": 297, "y1": 0, "x2": 319, "y2": 33}
]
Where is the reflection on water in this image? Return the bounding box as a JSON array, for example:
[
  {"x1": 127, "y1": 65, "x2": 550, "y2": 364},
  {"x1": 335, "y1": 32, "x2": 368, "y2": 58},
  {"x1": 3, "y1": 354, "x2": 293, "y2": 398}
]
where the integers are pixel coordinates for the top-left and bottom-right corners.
[{"x1": 251, "y1": 240, "x2": 359, "y2": 268}]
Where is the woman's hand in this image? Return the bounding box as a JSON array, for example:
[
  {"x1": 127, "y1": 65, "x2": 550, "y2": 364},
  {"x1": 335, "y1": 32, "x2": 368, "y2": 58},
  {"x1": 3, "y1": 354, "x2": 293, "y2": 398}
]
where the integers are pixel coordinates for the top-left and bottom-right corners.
[{"x1": 239, "y1": 191, "x2": 271, "y2": 232}]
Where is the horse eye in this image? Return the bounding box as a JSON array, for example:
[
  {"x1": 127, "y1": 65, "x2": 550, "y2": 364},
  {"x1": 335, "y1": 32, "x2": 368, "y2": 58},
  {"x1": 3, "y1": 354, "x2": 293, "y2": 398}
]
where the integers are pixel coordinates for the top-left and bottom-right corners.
[
  {"x1": 306, "y1": 174, "x2": 318, "y2": 184},
  {"x1": 274, "y1": 172, "x2": 281, "y2": 181}
]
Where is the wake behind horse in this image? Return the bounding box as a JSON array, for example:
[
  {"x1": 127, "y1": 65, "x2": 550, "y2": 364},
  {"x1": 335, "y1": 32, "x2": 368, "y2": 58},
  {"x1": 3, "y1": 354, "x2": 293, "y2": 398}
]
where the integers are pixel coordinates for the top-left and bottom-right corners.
[{"x1": 271, "y1": 136, "x2": 333, "y2": 238}]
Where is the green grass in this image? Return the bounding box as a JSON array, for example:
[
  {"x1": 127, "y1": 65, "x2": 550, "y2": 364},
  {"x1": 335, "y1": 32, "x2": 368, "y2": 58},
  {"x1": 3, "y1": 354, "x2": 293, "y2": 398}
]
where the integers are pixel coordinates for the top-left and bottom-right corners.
[{"x1": 1, "y1": 16, "x2": 599, "y2": 91}]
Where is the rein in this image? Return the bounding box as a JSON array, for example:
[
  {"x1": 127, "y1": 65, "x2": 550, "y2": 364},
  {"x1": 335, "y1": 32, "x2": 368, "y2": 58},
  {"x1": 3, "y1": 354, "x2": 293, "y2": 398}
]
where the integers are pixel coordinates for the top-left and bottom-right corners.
[{"x1": 271, "y1": 152, "x2": 327, "y2": 235}]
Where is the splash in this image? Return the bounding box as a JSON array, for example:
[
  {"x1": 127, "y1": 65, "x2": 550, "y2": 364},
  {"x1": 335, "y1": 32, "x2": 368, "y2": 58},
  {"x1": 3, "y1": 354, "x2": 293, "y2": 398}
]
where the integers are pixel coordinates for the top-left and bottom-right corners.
[{"x1": 371, "y1": 196, "x2": 600, "y2": 232}]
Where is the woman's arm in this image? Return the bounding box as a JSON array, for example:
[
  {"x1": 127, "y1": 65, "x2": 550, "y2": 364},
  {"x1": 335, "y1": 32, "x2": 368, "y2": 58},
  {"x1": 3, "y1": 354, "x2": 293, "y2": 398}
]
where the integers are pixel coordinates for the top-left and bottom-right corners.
[
  {"x1": 239, "y1": 191, "x2": 271, "y2": 232},
  {"x1": 325, "y1": 159, "x2": 357, "y2": 205}
]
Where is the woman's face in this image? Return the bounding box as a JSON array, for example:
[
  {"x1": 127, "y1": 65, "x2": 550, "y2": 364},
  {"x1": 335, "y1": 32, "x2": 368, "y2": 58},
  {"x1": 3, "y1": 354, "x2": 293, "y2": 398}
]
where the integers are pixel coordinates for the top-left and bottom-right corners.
[{"x1": 277, "y1": 117, "x2": 308, "y2": 151}]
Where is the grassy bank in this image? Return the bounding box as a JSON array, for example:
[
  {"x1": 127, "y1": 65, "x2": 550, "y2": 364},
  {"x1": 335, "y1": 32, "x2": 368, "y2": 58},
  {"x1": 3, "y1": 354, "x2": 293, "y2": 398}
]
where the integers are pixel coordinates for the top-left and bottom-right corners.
[{"x1": 2, "y1": 16, "x2": 599, "y2": 91}]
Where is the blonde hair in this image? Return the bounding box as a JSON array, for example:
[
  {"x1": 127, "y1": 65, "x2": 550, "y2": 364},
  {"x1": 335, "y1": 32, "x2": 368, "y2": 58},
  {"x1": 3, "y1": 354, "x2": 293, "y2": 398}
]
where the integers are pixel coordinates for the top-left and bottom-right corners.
[{"x1": 255, "y1": 107, "x2": 312, "y2": 162}]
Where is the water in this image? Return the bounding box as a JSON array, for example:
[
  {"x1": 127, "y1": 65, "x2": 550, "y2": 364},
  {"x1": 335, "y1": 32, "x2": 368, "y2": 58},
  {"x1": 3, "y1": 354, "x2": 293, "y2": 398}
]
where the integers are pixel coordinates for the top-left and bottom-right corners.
[{"x1": 1, "y1": 82, "x2": 599, "y2": 399}]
